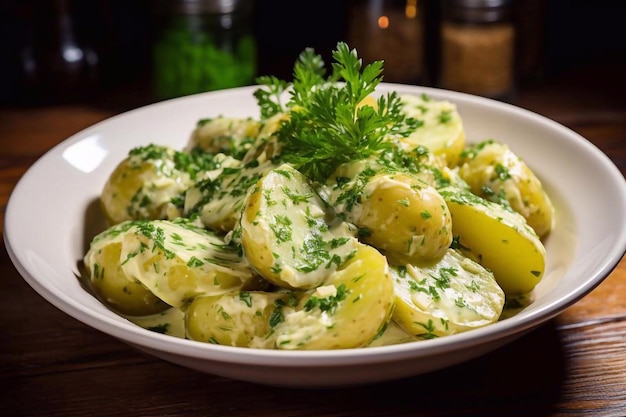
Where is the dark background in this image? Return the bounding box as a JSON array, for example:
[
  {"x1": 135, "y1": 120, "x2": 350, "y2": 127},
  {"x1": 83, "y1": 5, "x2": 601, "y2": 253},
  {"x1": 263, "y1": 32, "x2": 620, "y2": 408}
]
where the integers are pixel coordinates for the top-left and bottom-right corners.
[{"x1": 0, "y1": 0, "x2": 625, "y2": 111}]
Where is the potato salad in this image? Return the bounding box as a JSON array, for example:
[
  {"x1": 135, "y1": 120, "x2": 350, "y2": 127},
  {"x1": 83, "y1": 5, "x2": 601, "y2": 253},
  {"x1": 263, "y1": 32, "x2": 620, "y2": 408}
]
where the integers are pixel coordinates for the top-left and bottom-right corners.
[{"x1": 83, "y1": 42, "x2": 555, "y2": 350}]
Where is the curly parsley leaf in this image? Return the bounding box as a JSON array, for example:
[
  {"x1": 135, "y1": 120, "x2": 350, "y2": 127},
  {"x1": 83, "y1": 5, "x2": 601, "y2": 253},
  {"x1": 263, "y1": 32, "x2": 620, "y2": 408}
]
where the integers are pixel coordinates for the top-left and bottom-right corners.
[
  {"x1": 254, "y1": 41, "x2": 419, "y2": 183},
  {"x1": 290, "y1": 47, "x2": 329, "y2": 106},
  {"x1": 253, "y1": 75, "x2": 290, "y2": 120}
]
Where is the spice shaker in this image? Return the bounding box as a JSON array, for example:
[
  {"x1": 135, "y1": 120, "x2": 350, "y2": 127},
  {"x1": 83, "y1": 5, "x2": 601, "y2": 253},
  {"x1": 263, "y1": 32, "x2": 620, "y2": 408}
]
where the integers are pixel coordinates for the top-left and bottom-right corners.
[
  {"x1": 438, "y1": 0, "x2": 515, "y2": 100},
  {"x1": 153, "y1": 0, "x2": 257, "y2": 100},
  {"x1": 347, "y1": 0, "x2": 425, "y2": 85}
]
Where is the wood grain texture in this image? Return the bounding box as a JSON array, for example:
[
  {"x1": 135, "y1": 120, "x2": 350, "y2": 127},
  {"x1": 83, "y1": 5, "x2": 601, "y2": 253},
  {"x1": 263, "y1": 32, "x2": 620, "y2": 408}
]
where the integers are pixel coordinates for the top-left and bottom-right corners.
[{"x1": 1, "y1": 63, "x2": 625, "y2": 416}]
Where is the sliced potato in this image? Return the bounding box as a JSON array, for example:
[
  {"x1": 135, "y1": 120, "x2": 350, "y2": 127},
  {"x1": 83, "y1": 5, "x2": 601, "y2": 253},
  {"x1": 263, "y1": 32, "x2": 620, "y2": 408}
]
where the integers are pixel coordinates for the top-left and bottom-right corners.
[
  {"x1": 100, "y1": 145, "x2": 192, "y2": 225},
  {"x1": 325, "y1": 164, "x2": 452, "y2": 262},
  {"x1": 378, "y1": 143, "x2": 454, "y2": 190},
  {"x1": 187, "y1": 243, "x2": 396, "y2": 350},
  {"x1": 101, "y1": 144, "x2": 234, "y2": 226},
  {"x1": 185, "y1": 290, "x2": 294, "y2": 348},
  {"x1": 186, "y1": 116, "x2": 260, "y2": 158},
  {"x1": 357, "y1": 173, "x2": 452, "y2": 261},
  {"x1": 184, "y1": 159, "x2": 277, "y2": 233},
  {"x1": 390, "y1": 248, "x2": 505, "y2": 339},
  {"x1": 458, "y1": 139, "x2": 555, "y2": 237},
  {"x1": 240, "y1": 164, "x2": 359, "y2": 289},
  {"x1": 399, "y1": 93, "x2": 466, "y2": 167},
  {"x1": 439, "y1": 186, "x2": 546, "y2": 295},
  {"x1": 274, "y1": 244, "x2": 395, "y2": 350},
  {"x1": 84, "y1": 218, "x2": 258, "y2": 309},
  {"x1": 84, "y1": 240, "x2": 170, "y2": 316}
]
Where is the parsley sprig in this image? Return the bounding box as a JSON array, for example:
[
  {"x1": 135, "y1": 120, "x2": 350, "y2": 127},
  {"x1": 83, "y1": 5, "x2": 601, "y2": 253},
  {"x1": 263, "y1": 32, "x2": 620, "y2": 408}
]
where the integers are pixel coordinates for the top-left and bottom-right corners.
[
  {"x1": 253, "y1": 75, "x2": 290, "y2": 120},
  {"x1": 254, "y1": 42, "x2": 419, "y2": 182}
]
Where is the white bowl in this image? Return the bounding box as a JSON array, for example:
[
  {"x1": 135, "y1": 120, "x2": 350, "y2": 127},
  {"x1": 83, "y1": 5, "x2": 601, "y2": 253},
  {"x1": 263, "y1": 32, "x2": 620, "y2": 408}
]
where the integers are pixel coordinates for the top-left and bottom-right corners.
[{"x1": 5, "y1": 84, "x2": 626, "y2": 388}]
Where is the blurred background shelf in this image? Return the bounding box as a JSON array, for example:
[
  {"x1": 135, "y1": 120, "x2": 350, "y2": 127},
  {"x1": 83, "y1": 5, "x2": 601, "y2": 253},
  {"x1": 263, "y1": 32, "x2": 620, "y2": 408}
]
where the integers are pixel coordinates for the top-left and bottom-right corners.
[{"x1": 0, "y1": 0, "x2": 625, "y2": 113}]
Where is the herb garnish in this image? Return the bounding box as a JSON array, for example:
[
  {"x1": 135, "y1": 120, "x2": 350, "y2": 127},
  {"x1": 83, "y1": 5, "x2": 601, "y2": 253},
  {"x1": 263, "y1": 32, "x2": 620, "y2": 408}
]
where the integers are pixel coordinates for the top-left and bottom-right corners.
[{"x1": 254, "y1": 42, "x2": 419, "y2": 182}]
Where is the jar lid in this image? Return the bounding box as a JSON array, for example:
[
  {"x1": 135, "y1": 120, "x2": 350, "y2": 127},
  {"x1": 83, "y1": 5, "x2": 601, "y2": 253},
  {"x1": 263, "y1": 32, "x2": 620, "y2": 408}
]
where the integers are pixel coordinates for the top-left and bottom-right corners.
[{"x1": 443, "y1": 0, "x2": 514, "y2": 23}]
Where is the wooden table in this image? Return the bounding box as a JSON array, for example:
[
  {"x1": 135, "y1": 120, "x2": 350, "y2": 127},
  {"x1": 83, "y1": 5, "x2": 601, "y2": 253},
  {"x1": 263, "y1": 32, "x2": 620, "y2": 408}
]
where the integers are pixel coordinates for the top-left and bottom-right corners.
[{"x1": 1, "y1": 63, "x2": 625, "y2": 416}]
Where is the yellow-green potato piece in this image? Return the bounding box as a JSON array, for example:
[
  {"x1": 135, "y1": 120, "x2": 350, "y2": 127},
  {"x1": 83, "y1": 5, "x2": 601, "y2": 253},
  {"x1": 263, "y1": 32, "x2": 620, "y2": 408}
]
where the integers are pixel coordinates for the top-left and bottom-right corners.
[
  {"x1": 389, "y1": 249, "x2": 505, "y2": 339},
  {"x1": 438, "y1": 187, "x2": 546, "y2": 295},
  {"x1": 184, "y1": 159, "x2": 277, "y2": 233},
  {"x1": 186, "y1": 116, "x2": 260, "y2": 157},
  {"x1": 101, "y1": 144, "x2": 192, "y2": 225},
  {"x1": 399, "y1": 93, "x2": 466, "y2": 168},
  {"x1": 185, "y1": 291, "x2": 294, "y2": 348},
  {"x1": 84, "y1": 218, "x2": 257, "y2": 309},
  {"x1": 240, "y1": 163, "x2": 359, "y2": 289},
  {"x1": 84, "y1": 240, "x2": 170, "y2": 316},
  {"x1": 458, "y1": 139, "x2": 555, "y2": 238},
  {"x1": 240, "y1": 112, "x2": 289, "y2": 165},
  {"x1": 274, "y1": 244, "x2": 395, "y2": 350},
  {"x1": 357, "y1": 173, "x2": 453, "y2": 261},
  {"x1": 325, "y1": 162, "x2": 452, "y2": 262}
]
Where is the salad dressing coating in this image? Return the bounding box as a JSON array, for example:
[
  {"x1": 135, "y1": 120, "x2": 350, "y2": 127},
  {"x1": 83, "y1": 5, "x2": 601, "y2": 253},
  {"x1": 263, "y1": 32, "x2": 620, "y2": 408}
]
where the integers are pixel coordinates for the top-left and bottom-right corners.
[{"x1": 83, "y1": 42, "x2": 554, "y2": 349}]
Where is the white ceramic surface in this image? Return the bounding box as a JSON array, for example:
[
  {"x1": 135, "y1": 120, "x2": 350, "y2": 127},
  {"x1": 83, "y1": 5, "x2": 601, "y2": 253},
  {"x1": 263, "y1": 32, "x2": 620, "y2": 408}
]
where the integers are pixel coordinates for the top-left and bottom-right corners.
[{"x1": 5, "y1": 84, "x2": 626, "y2": 388}]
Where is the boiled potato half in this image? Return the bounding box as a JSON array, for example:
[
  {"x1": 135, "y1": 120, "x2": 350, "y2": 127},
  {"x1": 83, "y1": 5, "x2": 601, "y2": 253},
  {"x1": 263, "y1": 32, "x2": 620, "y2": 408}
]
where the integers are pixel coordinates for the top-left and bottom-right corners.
[
  {"x1": 390, "y1": 248, "x2": 505, "y2": 339},
  {"x1": 186, "y1": 290, "x2": 294, "y2": 348},
  {"x1": 439, "y1": 186, "x2": 546, "y2": 295},
  {"x1": 100, "y1": 144, "x2": 193, "y2": 225},
  {"x1": 184, "y1": 159, "x2": 277, "y2": 233},
  {"x1": 84, "y1": 218, "x2": 259, "y2": 309},
  {"x1": 274, "y1": 243, "x2": 395, "y2": 350},
  {"x1": 325, "y1": 161, "x2": 452, "y2": 262},
  {"x1": 458, "y1": 139, "x2": 555, "y2": 238},
  {"x1": 239, "y1": 163, "x2": 359, "y2": 289},
  {"x1": 83, "y1": 239, "x2": 170, "y2": 316},
  {"x1": 186, "y1": 116, "x2": 260, "y2": 158},
  {"x1": 399, "y1": 93, "x2": 466, "y2": 167}
]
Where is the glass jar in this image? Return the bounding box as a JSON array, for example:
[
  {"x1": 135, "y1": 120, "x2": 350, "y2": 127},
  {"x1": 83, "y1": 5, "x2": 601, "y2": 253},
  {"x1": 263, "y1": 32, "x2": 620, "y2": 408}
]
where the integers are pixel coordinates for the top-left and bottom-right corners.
[
  {"x1": 347, "y1": 0, "x2": 425, "y2": 85},
  {"x1": 439, "y1": 0, "x2": 515, "y2": 100},
  {"x1": 153, "y1": 0, "x2": 256, "y2": 100}
]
